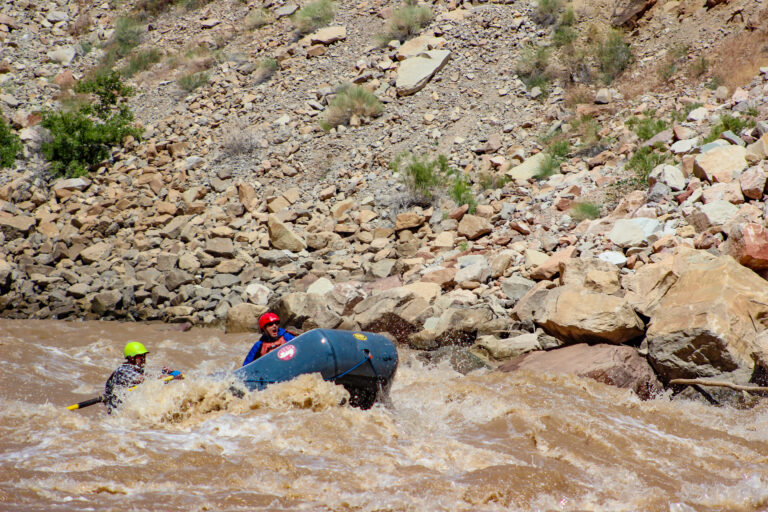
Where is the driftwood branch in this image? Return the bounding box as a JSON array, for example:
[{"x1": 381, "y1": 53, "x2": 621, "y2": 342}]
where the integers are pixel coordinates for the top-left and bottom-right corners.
[{"x1": 670, "y1": 379, "x2": 768, "y2": 394}]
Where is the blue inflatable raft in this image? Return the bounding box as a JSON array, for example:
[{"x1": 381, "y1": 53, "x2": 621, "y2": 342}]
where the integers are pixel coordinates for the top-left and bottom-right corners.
[{"x1": 234, "y1": 329, "x2": 398, "y2": 409}]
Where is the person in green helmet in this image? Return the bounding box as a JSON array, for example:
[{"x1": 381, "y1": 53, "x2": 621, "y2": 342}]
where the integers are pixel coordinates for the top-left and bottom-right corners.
[{"x1": 103, "y1": 342, "x2": 182, "y2": 413}]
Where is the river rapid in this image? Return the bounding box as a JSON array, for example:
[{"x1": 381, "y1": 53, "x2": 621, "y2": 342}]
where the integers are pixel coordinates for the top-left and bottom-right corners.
[{"x1": 1, "y1": 319, "x2": 768, "y2": 511}]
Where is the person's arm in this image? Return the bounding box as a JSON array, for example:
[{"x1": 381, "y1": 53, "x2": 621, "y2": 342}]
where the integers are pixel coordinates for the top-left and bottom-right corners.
[
  {"x1": 283, "y1": 330, "x2": 297, "y2": 342},
  {"x1": 243, "y1": 342, "x2": 261, "y2": 366}
]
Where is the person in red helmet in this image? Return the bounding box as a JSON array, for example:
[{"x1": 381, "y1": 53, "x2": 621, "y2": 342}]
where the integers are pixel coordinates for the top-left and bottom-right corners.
[{"x1": 242, "y1": 312, "x2": 297, "y2": 366}]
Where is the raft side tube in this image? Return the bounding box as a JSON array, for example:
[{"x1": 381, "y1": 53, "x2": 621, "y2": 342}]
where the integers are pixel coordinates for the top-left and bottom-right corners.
[{"x1": 234, "y1": 329, "x2": 398, "y2": 409}]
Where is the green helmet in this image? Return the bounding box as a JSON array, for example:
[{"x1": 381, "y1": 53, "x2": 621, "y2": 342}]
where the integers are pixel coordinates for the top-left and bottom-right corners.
[{"x1": 124, "y1": 342, "x2": 149, "y2": 358}]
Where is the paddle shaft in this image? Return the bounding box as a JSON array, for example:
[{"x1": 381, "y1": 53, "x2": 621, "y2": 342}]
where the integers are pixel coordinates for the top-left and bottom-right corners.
[
  {"x1": 66, "y1": 374, "x2": 181, "y2": 410},
  {"x1": 66, "y1": 396, "x2": 103, "y2": 410}
]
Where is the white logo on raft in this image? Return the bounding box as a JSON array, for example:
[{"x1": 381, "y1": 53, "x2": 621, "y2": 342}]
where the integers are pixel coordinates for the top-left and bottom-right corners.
[{"x1": 277, "y1": 345, "x2": 296, "y2": 361}]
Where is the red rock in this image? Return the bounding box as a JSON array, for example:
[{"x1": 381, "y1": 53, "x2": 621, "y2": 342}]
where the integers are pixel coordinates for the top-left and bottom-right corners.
[
  {"x1": 555, "y1": 198, "x2": 573, "y2": 211},
  {"x1": 54, "y1": 70, "x2": 75, "y2": 89},
  {"x1": 498, "y1": 343, "x2": 663, "y2": 399},
  {"x1": 724, "y1": 223, "x2": 768, "y2": 270},
  {"x1": 449, "y1": 204, "x2": 468, "y2": 220},
  {"x1": 739, "y1": 166, "x2": 767, "y2": 200}
]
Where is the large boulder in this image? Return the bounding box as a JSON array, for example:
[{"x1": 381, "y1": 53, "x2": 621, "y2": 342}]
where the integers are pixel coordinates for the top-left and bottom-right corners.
[
  {"x1": 396, "y1": 50, "x2": 451, "y2": 96},
  {"x1": 226, "y1": 303, "x2": 268, "y2": 333},
  {"x1": 457, "y1": 214, "x2": 491, "y2": 240},
  {"x1": 498, "y1": 343, "x2": 663, "y2": 399},
  {"x1": 268, "y1": 214, "x2": 307, "y2": 252},
  {"x1": 624, "y1": 246, "x2": 768, "y2": 381},
  {"x1": 693, "y1": 145, "x2": 748, "y2": 183},
  {"x1": 273, "y1": 292, "x2": 342, "y2": 331},
  {"x1": 723, "y1": 223, "x2": 768, "y2": 271},
  {"x1": 515, "y1": 284, "x2": 644, "y2": 345},
  {"x1": 352, "y1": 288, "x2": 416, "y2": 343}
]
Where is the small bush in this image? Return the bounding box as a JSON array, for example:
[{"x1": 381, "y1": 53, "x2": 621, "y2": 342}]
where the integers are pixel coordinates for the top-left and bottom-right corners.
[
  {"x1": 0, "y1": 117, "x2": 22, "y2": 168},
  {"x1": 101, "y1": 17, "x2": 143, "y2": 68},
  {"x1": 553, "y1": 25, "x2": 577, "y2": 47},
  {"x1": 597, "y1": 30, "x2": 631, "y2": 83},
  {"x1": 254, "y1": 57, "x2": 279, "y2": 84},
  {"x1": 479, "y1": 172, "x2": 509, "y2": 190},
  {"x1": 41, "y1": 72, "x2": 140, "y2": 177},
  {"x1": 573, "y1": 114, "x2": 599, "y2": 147},
  {"x1": 558, "y1": 6, "x2": 575, "y2": 26},
  {"x1": 222, "y1": 123, "x2": 261, "y2": 156},
  {"x1": 123, "y1": 48, "x2": 162, "y2": 77},
  {"x1": 571, "y1": 201, "x2": 601, "y2": 220},
  {"x1": 548, "y1": 139, "x2": 571, "y2": 159},
  {"x1": 517, "y1": 44, "x2": 551, "y2": 92},
  {"x1": 670, "y1": 102, "x2": 702, "y2": 123},
  {"x1": 533, "y1": 0, "x2": 563, "y2": 26},
  {"x1": 134, "y1": 0, "x2": 177, "y2": 16},
  {"x1": 293, "y1": 0, "x2": 335, "y2": 35},
  {"x1": 625, "y1": 114, "x2": 668, "y2": 141},
  {"x1": 320, "y1": 84, "x2": 383, "y2": 130},
  {"x1": 245, "y1": 8, "x2": 272, "y2": 30},
  {"x1": 535, "y1": 153, "x2": 560, "y2": 179},
  {"x1": 390, "y1": 152, "x2": 449, "y2": 202},
  {"x1": 705, "y1": 75, "x2": 724, "y2": 90},
  {"x1": 703, "y1": 114, "x2": 753, "y2": 144},
  {"x1": 180, "y1": 0, "x2": 213, "y2": 9},
  {"x1": 690, "y1": 55, "x2": 709, "y2": 77},
  {"x1": 626, "y1": 146, "x2": 666, "y2": 184},
  {"x1": 377, "y1": 3, "x2": 433, "y2": 44},
  {"x1": 449, "y1": 174, "x2": 477, "y2": 213},
  {"x1": 177, "y1": 72, "x2": 208, "y2": 92}
]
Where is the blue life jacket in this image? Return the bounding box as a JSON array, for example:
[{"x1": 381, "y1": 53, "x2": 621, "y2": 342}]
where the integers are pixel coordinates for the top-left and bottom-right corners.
[{"x1": 242, "y1": 328, "x2": 297, "y2": 366}]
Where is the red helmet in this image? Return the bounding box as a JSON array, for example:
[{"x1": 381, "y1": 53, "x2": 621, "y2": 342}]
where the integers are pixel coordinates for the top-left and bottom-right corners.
[{"x1": 258, "y1": 312, "x2": 280, "y2": 330}]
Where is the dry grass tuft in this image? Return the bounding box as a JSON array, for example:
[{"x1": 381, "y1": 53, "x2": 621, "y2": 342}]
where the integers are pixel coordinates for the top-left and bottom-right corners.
[
  {"x1": 221, "y1": 122, "x2": 262, "y2": 156},
  {"x1": 709, "y1": 20, "x2": 768, "y2": 91}
]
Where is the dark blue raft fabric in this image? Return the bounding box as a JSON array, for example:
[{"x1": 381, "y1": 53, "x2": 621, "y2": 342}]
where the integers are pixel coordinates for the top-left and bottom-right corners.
[{"x1": 234, "y1": 329, "x2": 398, "y2": 409}]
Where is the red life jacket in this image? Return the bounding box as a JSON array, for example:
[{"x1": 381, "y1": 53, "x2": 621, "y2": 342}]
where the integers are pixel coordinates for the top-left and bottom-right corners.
[{"x1": 259, "y1": 334, "x2": 291, "y2": 357}]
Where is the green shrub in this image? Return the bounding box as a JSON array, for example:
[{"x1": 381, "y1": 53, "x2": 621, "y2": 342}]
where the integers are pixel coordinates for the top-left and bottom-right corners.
[
  {"x1": 690, "y1": 55, "x2": 709, "y2": 77},
  {"x1": 573, "y1": 114, "x2": 599, "y2": 147},
  {"x1": 705, "y1": 75, "x2": 724, "y2": 90},
  {"x1": 548, "y1": 139, "x2": 571, "y2": 159},
  {"x1": 703, "y1": 114, "x2": 753, "y2": 144},
  {"x1": 553, "y1": 25, "x2": 577, "y2": 47},
  {"x1": 571, "y1": 201, "x2": 601, "y2": 220},
  {"x1": 123, "y1": 48, "x2": 162, "y2": 77},
  {"x1": 517, "y1": 44, "x2": 551, "y2": 92},
  {"x1": 177, "y1": 71, "x2": 208, "y2": 92},
  {"x1": 377, "y1": 3, "x2": 433, "y2": 44},
  {"x1": 320, "y1": 84, "x2": 383, "y2": 130},
  {"x1": 41, "y1": 72, "x2": 140, "y2": 177},
  {"x1": 134, "y1": 0, "x2": 177, "y2": 16},
  {"x1": 449, "y1": 174, "x2": 477, "y2": 213},
  {"x1": 625, "y1": 114, "x2": 668, "y2": 141},
  {"x1": 597, "y1": 30, "x2": 631, "y2": 84},
  {"x1": 533, "y1": 0, "x2": 562, "y2": 26},
  {"x1": 293, "y1": 0, "x2": 335, "y2": 35},
  {"x1": 180, "y1": 0, "x2": 213, "y2": 9},
  {"x1": 245, "y1": 8, "x2": 272, "y2": 29},
  {"x1": 254, "y1": 57, "x2": 279, "y2": 84},
  {"x1": 670, "y1": 102, "x2": 702, "y2": 123},
  {"x1": 479, "y1": 172, "x2": 509, "y2": 190},
  {"x1": 100, "y1": 17, "x2": 143, "y2": 70},
  {"x1": 0, "y1": 117, "x2": 22, "y2": 168},
  {"x1": 626, "y1": 146, "x2": 666, "y2": 184},
  {"x1": 559, "y1": 6, "x2": 575, "y2": 26},
  {"x1": 390, "y1": 152, "x2": 447, "y2": 201},
  {"x1": 535, "y1": 153, "x2": 560, "y2": 179}
]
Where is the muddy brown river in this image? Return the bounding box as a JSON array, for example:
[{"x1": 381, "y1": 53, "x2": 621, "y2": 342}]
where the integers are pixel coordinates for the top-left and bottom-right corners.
[{"x1": 1, "y1": 319, "x2": 767, "y2": 511}]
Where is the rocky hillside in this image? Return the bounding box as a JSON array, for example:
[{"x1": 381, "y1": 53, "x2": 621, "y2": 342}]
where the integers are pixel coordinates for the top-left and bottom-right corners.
[{"x1": 1, "y1": 0, "x2": 768, "y2": 404}]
